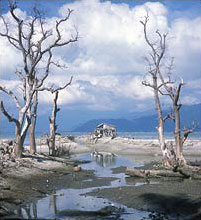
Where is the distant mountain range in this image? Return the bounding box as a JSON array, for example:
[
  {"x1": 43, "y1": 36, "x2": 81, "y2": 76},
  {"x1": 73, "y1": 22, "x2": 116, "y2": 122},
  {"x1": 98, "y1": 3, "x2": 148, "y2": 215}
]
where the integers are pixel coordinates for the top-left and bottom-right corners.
[
  {"x1": 1, "y1": 103, "x2": 201, "y2": 137},
  {"x1": 73, "y1": 104, "x2": 201, "y2": 132}
]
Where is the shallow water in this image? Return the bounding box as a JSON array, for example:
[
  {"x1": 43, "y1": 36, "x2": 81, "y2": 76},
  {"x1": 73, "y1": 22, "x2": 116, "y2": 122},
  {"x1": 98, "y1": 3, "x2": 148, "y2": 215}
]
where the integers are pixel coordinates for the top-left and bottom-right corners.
[{"x1": 17, "y1": 153, "x2": 155, "y2": 220}]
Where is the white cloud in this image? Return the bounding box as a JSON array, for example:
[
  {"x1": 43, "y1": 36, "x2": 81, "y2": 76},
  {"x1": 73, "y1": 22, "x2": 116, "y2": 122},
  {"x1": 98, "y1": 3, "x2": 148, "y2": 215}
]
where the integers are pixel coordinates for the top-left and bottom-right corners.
[
  {"x1": 0, "y1": 1, "x2": 200, "y2": 113},
  {"x1": 169, "y1": 16, "x2": 201, "y2": 80},
  {"x1": 58, "y1": 0, "x2": 170, "y2": 76},
  {"x1": 0, "y1": 38, "x2": 22, "y2": 77},
  {"x1": 182, "y1": 95, "x2": 200, "y2": 105},
  {"x1": 0, "y1": 79, "x2": 20, "y2": 90}
]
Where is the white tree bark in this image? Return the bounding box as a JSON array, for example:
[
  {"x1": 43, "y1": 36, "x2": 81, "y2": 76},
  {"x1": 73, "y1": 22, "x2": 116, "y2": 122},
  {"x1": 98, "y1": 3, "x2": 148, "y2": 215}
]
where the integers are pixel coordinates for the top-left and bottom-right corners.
[{"x1": 0, "y1": 4, "x2": 77, "y2": 157}]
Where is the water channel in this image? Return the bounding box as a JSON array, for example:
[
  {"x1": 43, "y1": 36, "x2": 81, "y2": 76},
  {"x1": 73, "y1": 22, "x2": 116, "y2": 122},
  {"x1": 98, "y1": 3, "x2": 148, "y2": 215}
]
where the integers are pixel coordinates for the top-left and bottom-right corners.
[{"x1": 16, "y1": 153, "x2": 158, "y2": 220}]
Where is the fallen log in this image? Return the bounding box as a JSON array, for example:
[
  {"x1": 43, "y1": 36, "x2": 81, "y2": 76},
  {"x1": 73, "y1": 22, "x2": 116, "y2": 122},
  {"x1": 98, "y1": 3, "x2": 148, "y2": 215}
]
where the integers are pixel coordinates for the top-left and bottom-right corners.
[
  {"x1": 173, "y1": 166, "x2": 190, "y2": 178},
  {"x1": 32, "y1": 187, "x2": 47, "y2": 195},
  {"x1": 23, "y1": 153, "x2": 73, "y2": 164},
  {"x1": 23, "y1": 153, "x2": 90, "y2": 165},
  {"x1": 125, "y1": 167, "x2": 201, "y2": 180},
  {"x1": 125, "y1": 167, "x2": 183, "y2": 178}
]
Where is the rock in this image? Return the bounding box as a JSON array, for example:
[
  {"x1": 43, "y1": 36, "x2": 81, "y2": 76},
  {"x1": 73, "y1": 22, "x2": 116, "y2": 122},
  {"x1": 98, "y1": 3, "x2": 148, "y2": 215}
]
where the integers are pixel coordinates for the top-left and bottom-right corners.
[{"x1": 73, "y1": 165, "x2": 81, "y2": 172}]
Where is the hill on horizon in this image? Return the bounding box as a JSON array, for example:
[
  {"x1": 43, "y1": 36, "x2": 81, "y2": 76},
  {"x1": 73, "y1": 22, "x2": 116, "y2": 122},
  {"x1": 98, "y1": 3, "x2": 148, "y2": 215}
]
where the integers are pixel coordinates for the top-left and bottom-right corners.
[
  {"x1": 1, "y1": 103, "x2": 201, "y2": 136},
  {"x1": 73, "y1": 104, "x2": 201, "y2": 132}
]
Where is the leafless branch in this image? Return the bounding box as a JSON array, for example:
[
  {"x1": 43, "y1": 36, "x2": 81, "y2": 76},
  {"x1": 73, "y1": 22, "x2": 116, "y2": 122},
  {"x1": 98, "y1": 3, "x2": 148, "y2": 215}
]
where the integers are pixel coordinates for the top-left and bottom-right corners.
[
  {"x1": 158, "y1": 89, "x2": 171, "y2": 96},
  {"x1": 39, "y1": 76, "x2": 73, "y2": 93},
  {"x1": 41, "y1": 9, "x2": 78, "y2": 55},
  {"x1": 166, "y1": 57, "x2": 174, "y2": 81},
  {"x1": 163, "y1": 113, "x2": 175, "y2": 122},
  {"x1": 158, "y1": 69, "x2": 174, "y2": 99},
  {"x1": 36, "y1": 50, "x2": 53, "y2": 88},
  {"x1": 142, "y1": 80, "x2": 154, "y2": 89},
  {"x1": 0, "y1": 85, "x2": 22, "y2": 110},
  {"x1": 50, "y1": 61, "x2": 68, "y2": 69},
  {"x1": 174, "y1": 79, "x2": 184, "y2": 106},
  {"x1": 0, "y1": 100, "x2": 19, "y2": 126},
  {"x1": 15, "y1": 69, "x2": 24, "y2": 81},
  {"x1": 0, "y1": 15, "x2": 21, "y2": 50},
  {"x1": 140, "y1": 15, "x2": 157, "y2": 59},
  {"x1": 158, "y1": 81, "x2": 174, "y2": 90},
  {"x1": 182, "y1": 122, "x2": 197, "y2": 144}
]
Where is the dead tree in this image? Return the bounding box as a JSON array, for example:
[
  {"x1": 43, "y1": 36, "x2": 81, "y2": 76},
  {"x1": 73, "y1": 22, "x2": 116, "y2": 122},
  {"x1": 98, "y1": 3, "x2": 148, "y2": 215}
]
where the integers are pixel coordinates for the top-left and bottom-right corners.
[
  {"x1": 40, "y1": 77, "x2": 73, "y2": 156},
  {"x1": 49, "y1": 91, "x2": 59, "y2": 156},
  {"x1": 158, "y1": 65, "x2": 196, "y2": 165},
  {"x1": 141, "y1": 15, "x2": 174, "y2": 166},
  {"x1": 141, "y1": 14, "x2": 195, "y2": 166},
  {"x1": 0, "y1": 3, "x2": 78, "y2": 157}
]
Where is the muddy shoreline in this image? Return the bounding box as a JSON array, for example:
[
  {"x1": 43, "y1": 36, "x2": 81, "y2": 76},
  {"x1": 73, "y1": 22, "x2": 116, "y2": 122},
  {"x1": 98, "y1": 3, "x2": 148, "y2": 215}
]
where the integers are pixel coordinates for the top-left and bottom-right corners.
[
  {"x1": 87, "y1": 165, "x2": 201, "y2": 219},
  {"x1": 0, "y1": 155, "x2": 118, "y2": 219},
  {"x1": 1, "y1": 135, "x2": 201, "y2": 219}
]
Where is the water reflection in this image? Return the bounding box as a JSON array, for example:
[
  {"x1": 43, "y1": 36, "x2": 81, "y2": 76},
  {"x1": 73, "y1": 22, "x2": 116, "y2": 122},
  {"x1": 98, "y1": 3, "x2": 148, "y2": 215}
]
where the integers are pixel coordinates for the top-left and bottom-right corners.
[
  {"x1": 13, "y1": 153, "x2": 150, "y2": 220},
  {"x1": 49, "y1": 192, "x2": 58, "y2": 215},
  {"x1": 16, "y1": 202, "x2": 38, "y2": 219},
  {"x1": 32, "y1": 203, "x2": 38, "y2": 219},
  {"x1": 93, "y1": 154, "x2": 116, "y2": 167},
  {"x1": 91, "y1": 151, "x2": 117, "y2": 167},
  {"x1": 17, "y1": 190, "x2": 149, "y2": 220},
  {"x1": 17, "y1": 195, "x2": 59, "y2": 219}
]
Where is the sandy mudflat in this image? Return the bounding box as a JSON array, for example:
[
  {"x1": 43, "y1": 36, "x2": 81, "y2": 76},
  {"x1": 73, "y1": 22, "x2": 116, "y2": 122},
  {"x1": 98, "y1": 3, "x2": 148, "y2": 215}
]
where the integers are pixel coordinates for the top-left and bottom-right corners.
[
  {"x1": 4, "y1": 134, "x2": 201, "y2": 156},
  {"x1": 1, "y1": 135, "x2": 201, "y2": 219},
  {"x1": 73, "y1": 135, "x2": 201, "y2": 157}
]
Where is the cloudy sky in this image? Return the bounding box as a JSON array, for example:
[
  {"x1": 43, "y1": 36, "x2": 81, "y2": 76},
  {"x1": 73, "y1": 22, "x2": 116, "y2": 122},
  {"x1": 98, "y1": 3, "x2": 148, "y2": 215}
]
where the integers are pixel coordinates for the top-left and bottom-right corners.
[{"x1": 0, "y1": 0, "x2": 201, "y2": 128}]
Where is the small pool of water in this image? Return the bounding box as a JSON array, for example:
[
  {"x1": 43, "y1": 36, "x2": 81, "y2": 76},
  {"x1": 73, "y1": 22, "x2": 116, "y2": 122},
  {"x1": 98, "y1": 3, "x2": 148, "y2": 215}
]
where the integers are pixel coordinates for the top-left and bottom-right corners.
[
  {"x1": 75, "y1": 153, "x2": 149, "y2": 188},
  {"x1": 76, "y1": 153, "x2": 141, "y2": 175},
  {"x1": 16, "y1": 153, "x2": 155, "y2": 220}
]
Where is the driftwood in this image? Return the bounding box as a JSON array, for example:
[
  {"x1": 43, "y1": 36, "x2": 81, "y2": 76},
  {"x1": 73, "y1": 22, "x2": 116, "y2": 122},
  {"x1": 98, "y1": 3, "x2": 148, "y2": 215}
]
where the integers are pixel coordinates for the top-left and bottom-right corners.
[
  {"x1": 31, "y1": 187, "x2": 47, "y2": 195},
  {"x1": 42, "y1": 155, "x2": 90, "y2": 166},
  {"x1": 126, "y1": 166, "x2": 201, "y2": 180},
  {"x1": 23, "y1": 153, "x2": 89, "y2": 165}
]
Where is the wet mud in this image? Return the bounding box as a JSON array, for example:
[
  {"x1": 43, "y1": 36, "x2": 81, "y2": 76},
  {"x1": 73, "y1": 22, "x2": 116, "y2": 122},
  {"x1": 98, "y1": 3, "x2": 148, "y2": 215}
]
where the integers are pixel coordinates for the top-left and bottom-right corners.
[{"x1": 1, "y1": 153, "x2": 201, "y2": 219}]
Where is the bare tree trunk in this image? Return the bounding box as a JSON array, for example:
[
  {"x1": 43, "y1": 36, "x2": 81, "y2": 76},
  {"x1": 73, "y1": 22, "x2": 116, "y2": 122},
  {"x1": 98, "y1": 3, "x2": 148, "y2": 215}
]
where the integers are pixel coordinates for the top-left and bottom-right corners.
[
  {"x1": 49, "y1": 91, "x2": 59, "y2": 156},
  {"x1": 158, "y1": 69, "x2": 186, "y2": 165},
  {"x1": 153, "y1": 79, "x2": 165, "y2": 149},
  {"x1": 44, "y1": 77, "x2": 72, "y2": 156},
  {"x1": 174, "y1": 105, "x2": 186, "y2": 165},
  {"x1": 29, "y1": 92, "x2": 38, "y2": 154},
  {"x1": 153, "y1": 78, "x2": 172, "y2": 166},
  {"x1": 0, "y1": 101, "x2": 31, "y2": 158},
  {"x1": 14, "y1": 118, "x2": 30, "y2": 158},
  {"x1": 14, "y1": 128, "x2": 23, "y2": 158},
  {"x1": 29, "y1": 123, "x2": 36, "y2": 154}
]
